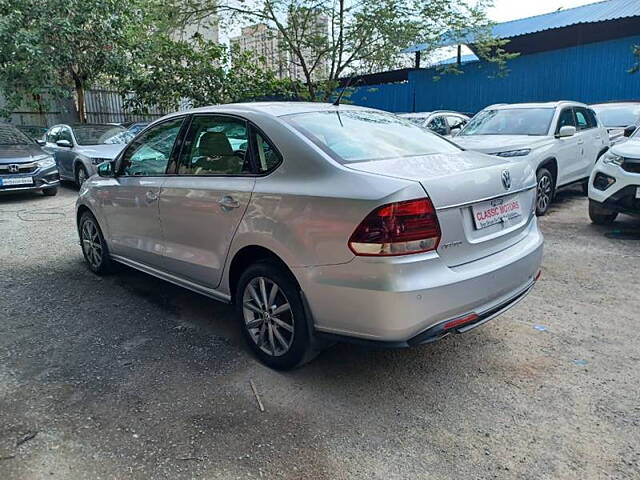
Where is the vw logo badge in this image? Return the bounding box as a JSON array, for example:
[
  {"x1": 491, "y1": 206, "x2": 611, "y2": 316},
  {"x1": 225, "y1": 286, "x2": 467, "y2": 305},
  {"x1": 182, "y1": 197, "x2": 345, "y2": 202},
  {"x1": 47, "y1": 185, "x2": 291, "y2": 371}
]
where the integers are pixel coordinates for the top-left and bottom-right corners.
[
  {"x1": 8, "y1": 164, "x2": 20, "y2": 173},
  {"x1": 501, "y1": 170, "x2": 511, "y2": 190}
]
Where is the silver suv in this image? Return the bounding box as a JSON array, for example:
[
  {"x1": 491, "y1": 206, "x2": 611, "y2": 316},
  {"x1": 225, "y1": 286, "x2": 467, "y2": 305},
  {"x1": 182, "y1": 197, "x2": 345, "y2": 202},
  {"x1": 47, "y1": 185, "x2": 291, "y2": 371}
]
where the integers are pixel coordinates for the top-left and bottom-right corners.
[{"x1": 76, "y1": 103, "x2": 543, "y2": 369}]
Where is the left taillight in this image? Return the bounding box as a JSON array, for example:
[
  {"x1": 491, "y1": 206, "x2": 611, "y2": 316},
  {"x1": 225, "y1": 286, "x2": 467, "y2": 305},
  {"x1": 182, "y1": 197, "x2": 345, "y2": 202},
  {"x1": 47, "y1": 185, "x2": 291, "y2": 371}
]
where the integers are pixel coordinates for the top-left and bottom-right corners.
[{"x1": 348, "y1": 198, "x2": 441, "y2": 256}]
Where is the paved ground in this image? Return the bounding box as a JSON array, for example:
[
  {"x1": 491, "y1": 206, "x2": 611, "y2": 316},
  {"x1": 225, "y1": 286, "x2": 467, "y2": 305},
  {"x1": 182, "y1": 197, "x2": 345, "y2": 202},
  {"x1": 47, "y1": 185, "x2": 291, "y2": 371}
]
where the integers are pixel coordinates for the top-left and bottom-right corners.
[{"x1": 0, "y1": 184, "x2": 639, "y2": 480}]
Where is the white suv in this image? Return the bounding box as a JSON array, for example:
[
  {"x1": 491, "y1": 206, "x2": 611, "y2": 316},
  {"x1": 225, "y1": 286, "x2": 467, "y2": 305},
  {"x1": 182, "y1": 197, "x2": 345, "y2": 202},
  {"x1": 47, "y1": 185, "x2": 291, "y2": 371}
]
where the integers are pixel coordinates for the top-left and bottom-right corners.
[
  {"x1": 588, "y1": 129, "x2": 640, "y2": 224},
  {"x1": 454, "y1": 102, "x2": 610, "y2": 215}
]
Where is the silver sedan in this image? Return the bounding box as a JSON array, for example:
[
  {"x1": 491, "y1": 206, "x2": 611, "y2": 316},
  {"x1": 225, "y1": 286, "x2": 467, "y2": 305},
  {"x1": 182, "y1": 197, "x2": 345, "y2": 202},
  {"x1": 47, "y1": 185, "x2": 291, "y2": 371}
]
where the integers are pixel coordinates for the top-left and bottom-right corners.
[{"x1": 76, "y1": 102, "x2": 543, "y2": 369}]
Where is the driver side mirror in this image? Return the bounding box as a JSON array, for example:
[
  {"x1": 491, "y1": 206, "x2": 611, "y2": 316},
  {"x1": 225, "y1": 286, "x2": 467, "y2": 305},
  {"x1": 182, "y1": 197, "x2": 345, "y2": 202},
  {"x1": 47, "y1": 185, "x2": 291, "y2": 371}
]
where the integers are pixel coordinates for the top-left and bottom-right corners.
[
  {"x1": 36, "y1": 139, "x2": 46, "y2": 146},
  {"x1": 623, "y1": 125, "x2": 636, "y2": 137},
  {"x1": 557, "y1": 125, "x2": 576, "y2": 138},
  {"x1": 56, "y1": 139, "x2": 72, "y2": 148},
  {"x1": 97, "y1": 160, "x2": 114, "y2": 177}
]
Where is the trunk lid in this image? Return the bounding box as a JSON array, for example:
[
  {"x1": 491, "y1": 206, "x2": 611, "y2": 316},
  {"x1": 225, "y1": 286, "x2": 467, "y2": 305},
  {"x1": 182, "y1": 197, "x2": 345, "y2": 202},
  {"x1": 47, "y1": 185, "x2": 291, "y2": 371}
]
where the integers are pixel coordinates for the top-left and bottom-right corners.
[{"x1": 345, "y1": 151, "x2": 537, "y2": 267}]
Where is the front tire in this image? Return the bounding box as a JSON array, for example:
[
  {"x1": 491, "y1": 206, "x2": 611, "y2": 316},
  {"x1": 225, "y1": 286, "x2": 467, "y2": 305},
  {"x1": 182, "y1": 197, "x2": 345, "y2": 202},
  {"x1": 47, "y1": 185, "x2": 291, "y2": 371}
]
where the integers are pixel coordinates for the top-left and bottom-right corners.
[
  {"x1": 75, "y1": 164, "x2": 89, "y2": 188},
  {"x1": 42, "y1": 187, "x2": 58, "y2": 196},
  {"x1": 236, "y1": 261, "x2": 313, "y2": 370},
  {"x1": 588, "y1": 200, "x2": 618, "y2": 225},
  {"x1": 79, "y1": 212, "x2": 113, "y2": 274},
  {"x1": 536, "y1": 167, "x2": 555, "y2": 216}
]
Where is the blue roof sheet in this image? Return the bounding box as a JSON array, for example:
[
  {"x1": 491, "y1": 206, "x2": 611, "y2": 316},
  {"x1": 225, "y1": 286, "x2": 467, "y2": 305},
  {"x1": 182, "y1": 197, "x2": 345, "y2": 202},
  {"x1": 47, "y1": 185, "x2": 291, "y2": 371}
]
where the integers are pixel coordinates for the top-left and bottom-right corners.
[{"x1": 402, "y1": 0, "x2": 640, "y2": 53}]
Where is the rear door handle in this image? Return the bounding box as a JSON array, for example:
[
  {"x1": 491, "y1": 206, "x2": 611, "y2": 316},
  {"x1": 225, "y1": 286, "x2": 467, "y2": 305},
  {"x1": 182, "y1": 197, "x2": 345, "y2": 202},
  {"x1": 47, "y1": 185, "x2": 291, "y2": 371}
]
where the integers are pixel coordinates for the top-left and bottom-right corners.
[
  {"x1": 218, "y1": 195, "x2": 240, "y2": 209},
  {"x1": 145, "y1": 190, "x2": 159, "y2": 203}
]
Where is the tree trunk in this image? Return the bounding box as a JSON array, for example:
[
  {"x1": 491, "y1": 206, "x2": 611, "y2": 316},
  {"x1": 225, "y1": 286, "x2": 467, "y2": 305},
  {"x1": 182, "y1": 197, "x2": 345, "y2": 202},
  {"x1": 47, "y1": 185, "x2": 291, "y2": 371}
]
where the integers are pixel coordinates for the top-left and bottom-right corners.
[{"x1": 75, "y1": 78, "x2": 86, "y2": 123}]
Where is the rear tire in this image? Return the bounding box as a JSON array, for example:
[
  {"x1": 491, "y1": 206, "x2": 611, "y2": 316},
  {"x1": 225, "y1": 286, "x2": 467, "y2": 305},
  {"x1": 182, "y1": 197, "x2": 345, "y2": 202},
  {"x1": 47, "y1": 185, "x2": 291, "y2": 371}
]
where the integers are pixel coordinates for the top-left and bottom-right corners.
[
  {"x1": 588, "y1": 199, "x2": 618, "y2": 225},
  {"x1": 536, "y1": 167, "x2": 555, "y2": 216},
  {"x1": 236, "y1": 261, "x2": 314, "y2": 370},
  {"x1": 42, "y1": 187, "x2": 58, "y2": 196},
  {"x1": 79, "y1": 212, "x2": 113, "y2": 274}
]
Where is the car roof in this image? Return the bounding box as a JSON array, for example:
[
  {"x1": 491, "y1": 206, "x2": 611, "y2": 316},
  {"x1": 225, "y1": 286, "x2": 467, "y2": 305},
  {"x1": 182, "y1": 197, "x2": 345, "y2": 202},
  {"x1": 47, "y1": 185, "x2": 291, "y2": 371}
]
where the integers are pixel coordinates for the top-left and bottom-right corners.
[
  {"x1": 488, "y1": 101, "x2": 587, "y2": 110},
  {"x1": 162, "y1": 102, "x2": 377, "y2": 120},
  {"x1": 591, "y1": 102, "x2": 640, "y2": 108}
]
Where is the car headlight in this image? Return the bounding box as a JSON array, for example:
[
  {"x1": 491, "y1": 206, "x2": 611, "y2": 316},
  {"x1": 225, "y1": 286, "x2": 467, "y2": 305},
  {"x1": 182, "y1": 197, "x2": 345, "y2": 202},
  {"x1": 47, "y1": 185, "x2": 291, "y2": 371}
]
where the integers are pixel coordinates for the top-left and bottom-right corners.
[
  {"x1": 91, "y1": 157, "x2": 111, "y2": 165},
  {"x1": 35, "y1": 156, "x2": 56, "y2": 169},
  {"x1": 495, "y1": 149, "x2": 531, "y2": 158},
  {"x1": 602, "y1": 152, "x2": 624, "y2": 166}
]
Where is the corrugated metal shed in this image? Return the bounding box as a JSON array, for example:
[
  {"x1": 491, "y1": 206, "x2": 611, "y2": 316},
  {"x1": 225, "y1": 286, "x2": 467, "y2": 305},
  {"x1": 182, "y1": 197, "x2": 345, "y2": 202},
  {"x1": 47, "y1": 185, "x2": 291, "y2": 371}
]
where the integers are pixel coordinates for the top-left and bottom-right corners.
[
  {"x1": 402, "y1": 0, "x2": 640, "y2": 53},
  {"x1": 492, "y1": 0, "x2": 640, "y2": 39}
]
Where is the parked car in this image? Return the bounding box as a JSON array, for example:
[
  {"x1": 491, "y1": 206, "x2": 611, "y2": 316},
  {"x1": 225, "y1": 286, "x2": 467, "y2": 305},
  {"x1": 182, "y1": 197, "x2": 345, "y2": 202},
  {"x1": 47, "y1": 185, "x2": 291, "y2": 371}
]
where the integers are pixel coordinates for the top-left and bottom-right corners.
[
  {"x1": 588, "y1": 127, "x2": 640, "y2": 224},
  {"x1": 42, "y1": 123, "x2": 129, "y2": 186},
  {"x1": 454, "y1": 101, "x2": 610, "y2": 215},
  {"x1": 76, "y1": 103, "x2": 543, "y2": 369},
  {"x1": 16, "y1": 125, "x2": 48, "y2": 141},
  {"x1": 399, "y1": 111, "x2": 470, "y2": 136},
  {"x1": 127, "y1": 122, "x2": 149, "y2": 135},
  {"x1": 591, "y1": 102, "x2": 640, "y2": 144},
  {"x1": 0, "y1": 123, "x2": 60, "y2": 196}
]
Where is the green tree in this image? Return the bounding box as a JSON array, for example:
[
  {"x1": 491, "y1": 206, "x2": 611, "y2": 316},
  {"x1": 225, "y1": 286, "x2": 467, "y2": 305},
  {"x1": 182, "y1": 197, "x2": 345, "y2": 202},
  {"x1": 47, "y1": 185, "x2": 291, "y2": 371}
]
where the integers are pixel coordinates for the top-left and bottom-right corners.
[
  {"x1": 0, "y1": 0, "x2": 142, "y2": 121},
  {"x1": 117, "y1": 34, "x2": 301, "y2": 114},
  {"x1": 176, "y1": 0, "x2": 515, "y2": 99}
]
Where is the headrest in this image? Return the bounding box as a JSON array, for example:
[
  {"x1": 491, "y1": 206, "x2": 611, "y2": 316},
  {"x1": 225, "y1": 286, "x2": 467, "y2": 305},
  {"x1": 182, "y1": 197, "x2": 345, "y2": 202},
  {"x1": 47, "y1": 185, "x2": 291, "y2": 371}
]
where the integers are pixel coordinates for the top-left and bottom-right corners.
[{"x1": 198, "y1": 131, "x2": 233, "y2": 157}]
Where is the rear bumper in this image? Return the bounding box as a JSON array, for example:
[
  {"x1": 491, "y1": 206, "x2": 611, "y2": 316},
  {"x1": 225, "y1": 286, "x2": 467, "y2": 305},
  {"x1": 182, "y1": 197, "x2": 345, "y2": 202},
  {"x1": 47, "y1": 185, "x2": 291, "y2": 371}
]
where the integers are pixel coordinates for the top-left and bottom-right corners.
[
  {"x1": 294, "y1": 218, "x2": 543, "y2": 343},
  {"x1": 0, "y1": 167, "x2": 60, "y2": 194}
]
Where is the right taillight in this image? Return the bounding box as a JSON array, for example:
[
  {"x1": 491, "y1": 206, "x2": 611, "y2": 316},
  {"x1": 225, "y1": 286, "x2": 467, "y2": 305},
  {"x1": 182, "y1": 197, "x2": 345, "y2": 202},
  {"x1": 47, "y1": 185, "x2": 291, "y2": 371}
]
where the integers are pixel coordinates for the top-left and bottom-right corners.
[{"x1": 348, "y1": 198, "x2": 441, "y2": 256}]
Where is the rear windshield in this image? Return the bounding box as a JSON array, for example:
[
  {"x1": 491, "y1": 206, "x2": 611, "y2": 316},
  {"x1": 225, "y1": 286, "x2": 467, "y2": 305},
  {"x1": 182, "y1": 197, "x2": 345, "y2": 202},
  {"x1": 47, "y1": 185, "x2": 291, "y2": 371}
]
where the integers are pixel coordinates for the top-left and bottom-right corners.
[
  {"x1": 592, "y1": 105, "x2": 640, "y2": 127},
  {"x1": 285, "y1": 110, "x2": 460, "y2": 163},
  {"x1": 460, "y1": 108, "x2": 555, "y2": 136},
  {"x1": 0, "y1": 124, "x2": 34, "y2": 145},
  {"x1": 72, "y1": 125, "x2": 127, "y2": 145}
]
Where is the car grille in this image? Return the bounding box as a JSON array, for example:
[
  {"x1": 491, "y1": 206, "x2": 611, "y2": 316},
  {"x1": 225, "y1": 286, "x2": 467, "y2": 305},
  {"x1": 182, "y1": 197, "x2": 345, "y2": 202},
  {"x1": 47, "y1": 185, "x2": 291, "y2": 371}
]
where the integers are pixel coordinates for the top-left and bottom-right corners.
[
  {"x1": 621, "y1": 158, "x2": 640, "y2": 174},
  {"x1": 0, "y1": 162, "x2": 38, "y2": 174}
]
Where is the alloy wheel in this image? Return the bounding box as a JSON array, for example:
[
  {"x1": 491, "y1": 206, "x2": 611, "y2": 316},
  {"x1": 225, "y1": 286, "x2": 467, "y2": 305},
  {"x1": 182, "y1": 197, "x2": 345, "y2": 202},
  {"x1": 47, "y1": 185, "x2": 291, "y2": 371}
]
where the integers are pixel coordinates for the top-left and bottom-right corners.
[
  {"x1": 77, "y1": 167, "x2": 87, "y2": 186},
  {"x1": 537, "y1": 174, "x2": 552, "y2": 213},
  {"x1": 242, "y1": 277, "x2": 294, "y2": 357},
  {"x1": 81, "y1": 219, "x2": 103, "y2": 269}
]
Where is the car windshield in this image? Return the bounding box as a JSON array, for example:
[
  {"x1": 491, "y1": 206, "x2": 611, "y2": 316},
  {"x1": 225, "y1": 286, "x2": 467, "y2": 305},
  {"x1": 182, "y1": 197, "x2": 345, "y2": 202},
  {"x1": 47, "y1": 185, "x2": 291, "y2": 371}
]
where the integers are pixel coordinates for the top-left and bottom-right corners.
[
  {"x1": 592, "y1": 105, "x2": 640, "y2": 127},
  {"x1": 285, "y1": 110, "x2": 460, "y2": 163},
  {"x1": 72, "y1": 125, "x2": 127, "y2": 145},
  {"x1": 0, "y1": 124, "x2": 34, "y2": 145},
  {"x1": 459, "y1": 108, "x2": 555, "y2": 136}
]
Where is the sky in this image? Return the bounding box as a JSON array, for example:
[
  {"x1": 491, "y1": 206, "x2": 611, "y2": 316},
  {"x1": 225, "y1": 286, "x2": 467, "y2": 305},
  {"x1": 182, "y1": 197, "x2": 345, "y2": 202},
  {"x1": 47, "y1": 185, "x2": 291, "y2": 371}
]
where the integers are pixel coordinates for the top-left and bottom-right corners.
[{"x1": 489, "y1": 0, "x2": 597, "y2": 22}]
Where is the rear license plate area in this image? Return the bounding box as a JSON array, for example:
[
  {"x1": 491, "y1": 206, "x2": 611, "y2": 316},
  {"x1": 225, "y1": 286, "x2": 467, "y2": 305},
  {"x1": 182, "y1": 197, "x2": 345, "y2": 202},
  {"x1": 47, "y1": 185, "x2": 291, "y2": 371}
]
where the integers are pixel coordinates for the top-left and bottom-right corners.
[{"x1": 472, "y1": 195, "x2": 523, "y2": 230}]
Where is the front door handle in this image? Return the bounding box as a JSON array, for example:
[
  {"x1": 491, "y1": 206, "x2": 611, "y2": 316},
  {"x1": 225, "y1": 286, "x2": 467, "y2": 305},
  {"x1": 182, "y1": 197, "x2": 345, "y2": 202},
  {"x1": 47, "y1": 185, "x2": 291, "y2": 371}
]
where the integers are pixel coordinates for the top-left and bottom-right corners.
[
  {"x1": 145, "y1": 190, "x2": 159, "y2": 203},
  {"x1": 218, "y1": 195, "x2": 240, "y2": 210}
]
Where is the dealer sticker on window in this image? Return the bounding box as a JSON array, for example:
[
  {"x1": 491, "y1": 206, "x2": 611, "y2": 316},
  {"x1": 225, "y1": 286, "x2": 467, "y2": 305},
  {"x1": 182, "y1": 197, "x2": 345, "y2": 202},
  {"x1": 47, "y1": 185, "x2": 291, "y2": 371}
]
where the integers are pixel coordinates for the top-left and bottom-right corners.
[{"x1": 472, "y1": 195, "x2": 523, "y2": 229}]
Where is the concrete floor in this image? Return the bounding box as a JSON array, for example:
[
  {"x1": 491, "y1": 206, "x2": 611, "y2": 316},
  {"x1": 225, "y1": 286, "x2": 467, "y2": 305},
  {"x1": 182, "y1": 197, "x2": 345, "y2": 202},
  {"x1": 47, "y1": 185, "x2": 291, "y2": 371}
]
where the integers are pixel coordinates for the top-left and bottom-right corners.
[{"x1": 1, "y1": 184, "x2": 639, "y2": 479}]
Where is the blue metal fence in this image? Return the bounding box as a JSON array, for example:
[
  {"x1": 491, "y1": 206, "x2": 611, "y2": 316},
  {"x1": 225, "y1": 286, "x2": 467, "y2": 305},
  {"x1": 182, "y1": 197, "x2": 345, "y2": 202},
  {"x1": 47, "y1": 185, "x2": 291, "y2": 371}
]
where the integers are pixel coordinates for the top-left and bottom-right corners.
[{"x1": 348, "y1": 34, "x2": 640, "y2": 114}]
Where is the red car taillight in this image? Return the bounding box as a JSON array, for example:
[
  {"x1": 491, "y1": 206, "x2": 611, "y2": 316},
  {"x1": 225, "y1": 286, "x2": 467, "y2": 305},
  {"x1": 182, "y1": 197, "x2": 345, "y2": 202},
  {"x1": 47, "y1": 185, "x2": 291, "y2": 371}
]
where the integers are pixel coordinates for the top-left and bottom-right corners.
[{"x1": 348, "y1": 198, "x2": 441, "y2": 256}]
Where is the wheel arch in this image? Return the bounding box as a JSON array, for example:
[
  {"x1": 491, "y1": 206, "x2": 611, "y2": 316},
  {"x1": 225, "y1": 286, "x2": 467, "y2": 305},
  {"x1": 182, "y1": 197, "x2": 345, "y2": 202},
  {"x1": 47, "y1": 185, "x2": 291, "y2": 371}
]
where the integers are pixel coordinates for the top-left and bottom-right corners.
[
  {"x1": 227, "y1": 245, "x2": 299, "y2": 304},
  {"x1": 537, "y1": 157, "x2": 558, "y2": 186}
]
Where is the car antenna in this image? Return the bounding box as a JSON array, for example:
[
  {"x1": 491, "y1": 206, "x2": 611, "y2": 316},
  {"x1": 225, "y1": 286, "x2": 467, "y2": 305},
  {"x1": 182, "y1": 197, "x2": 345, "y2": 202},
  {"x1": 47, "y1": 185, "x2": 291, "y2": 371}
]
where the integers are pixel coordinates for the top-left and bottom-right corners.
[{"x1": 333, "y1": 72, "x2": 360, "y2": 107}]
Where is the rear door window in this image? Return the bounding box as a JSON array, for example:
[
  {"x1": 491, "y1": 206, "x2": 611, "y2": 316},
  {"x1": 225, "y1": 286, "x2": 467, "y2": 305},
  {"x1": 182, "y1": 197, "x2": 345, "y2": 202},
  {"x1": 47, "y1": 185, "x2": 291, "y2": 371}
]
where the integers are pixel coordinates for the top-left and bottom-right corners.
[
  {"x1": 574, "y1": 108, "x2": 590, "y2": 130},
  {"x1": 178, "y1": 115, "x2": 251, "y2": 175}
]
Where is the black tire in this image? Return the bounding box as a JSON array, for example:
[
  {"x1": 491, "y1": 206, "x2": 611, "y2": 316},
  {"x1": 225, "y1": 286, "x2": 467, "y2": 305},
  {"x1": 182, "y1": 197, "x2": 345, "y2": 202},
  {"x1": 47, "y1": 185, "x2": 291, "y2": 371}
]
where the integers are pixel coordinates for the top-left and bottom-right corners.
[
  {"x1": 536, "y1": 167, "x2": 555, "y2": 216},
  {"x1": 78, "y1": 211, "x2": 113, "y2": 274},
  {"x1": 75, "y1": 164, "x2": 89, "y2": 188},
  {"x1": 581, "y1": 180, "x2": 589, "y2": 196},
  {"x1": 42, "y1": 187, "x2": 58, "y2": 196},
  {"x1": 235, "y1": 261, "x2": 314, "y2": 370},
  {"x1": 588, "y1": 199, "x2": 618, "y2": 225}
]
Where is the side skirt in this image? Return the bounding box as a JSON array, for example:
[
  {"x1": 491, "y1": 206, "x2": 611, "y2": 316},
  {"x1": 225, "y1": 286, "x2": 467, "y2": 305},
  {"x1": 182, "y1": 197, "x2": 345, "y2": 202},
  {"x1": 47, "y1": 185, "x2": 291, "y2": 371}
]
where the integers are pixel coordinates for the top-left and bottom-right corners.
[{"x1": 110, "y1": 254, "x2": 232, "y2": 304}]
